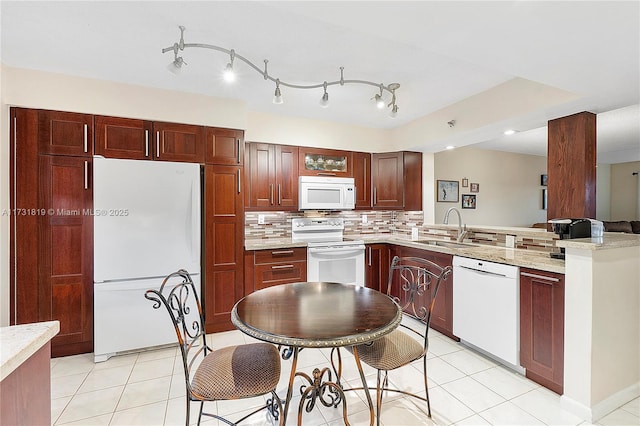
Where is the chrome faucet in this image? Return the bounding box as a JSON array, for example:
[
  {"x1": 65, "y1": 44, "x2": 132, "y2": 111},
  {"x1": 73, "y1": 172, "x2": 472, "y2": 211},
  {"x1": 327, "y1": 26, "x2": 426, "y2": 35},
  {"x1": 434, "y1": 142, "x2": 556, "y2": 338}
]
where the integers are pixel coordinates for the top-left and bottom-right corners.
[{"x1": 443, "y1": 207, "x2": 468, "y2": 242}]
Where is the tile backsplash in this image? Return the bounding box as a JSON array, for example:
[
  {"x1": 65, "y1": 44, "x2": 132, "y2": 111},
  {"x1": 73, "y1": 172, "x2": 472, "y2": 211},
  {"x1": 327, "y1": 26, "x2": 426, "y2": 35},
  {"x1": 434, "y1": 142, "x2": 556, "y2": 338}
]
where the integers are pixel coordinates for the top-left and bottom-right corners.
[{"x1": 245, "y1": 210, "x2": 559, "y2": 253}]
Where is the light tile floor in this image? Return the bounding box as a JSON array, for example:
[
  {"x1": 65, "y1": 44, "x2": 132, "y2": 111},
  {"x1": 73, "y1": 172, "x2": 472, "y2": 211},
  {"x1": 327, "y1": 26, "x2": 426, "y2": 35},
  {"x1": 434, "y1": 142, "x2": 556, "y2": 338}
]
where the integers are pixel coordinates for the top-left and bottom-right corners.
[{"x1": 50, "y1": 327, "x2": 640, "y2": 426}]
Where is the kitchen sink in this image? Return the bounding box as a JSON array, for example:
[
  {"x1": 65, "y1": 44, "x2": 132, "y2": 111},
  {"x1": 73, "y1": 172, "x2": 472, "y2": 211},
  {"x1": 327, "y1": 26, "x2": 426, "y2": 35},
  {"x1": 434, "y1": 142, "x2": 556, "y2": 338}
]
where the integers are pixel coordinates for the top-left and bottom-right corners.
[{"x1": 415, "y1": 239, "x2": 476, "y2": 249}]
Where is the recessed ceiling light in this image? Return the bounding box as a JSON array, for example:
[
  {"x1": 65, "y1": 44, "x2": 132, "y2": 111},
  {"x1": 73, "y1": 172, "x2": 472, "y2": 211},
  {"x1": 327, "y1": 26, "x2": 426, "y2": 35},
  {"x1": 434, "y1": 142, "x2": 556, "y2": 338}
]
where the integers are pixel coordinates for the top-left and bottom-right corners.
[
  {"x1": 504, "y1": 129, "x2": 516, "y2": 136},
  {"x1": 445, "y1": 145, "x2": 455, "y2": 150}
]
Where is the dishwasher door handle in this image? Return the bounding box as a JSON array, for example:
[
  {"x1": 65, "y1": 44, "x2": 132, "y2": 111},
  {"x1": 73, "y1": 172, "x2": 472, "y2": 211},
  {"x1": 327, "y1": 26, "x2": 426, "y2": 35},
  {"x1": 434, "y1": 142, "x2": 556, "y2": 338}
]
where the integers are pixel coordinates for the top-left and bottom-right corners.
[
  {"x1": 456, "y1": 265, "x2": 508, "y2": 278},
  {"x1": 308, "y1": 246, "x2": 365, "y2": 254}
]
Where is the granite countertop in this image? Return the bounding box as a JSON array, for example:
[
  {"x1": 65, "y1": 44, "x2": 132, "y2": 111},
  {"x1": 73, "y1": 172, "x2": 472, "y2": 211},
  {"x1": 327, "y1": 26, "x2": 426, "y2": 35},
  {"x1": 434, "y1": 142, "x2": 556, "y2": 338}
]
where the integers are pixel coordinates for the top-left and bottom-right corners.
[
  {"x1": 0, "y1": 320, "x2": 59, "y2": 381},
  {"x1": 246, "y1": 234, "x2": 566, "y2": 273},
  {"x1": 245, "y1": 231, "x2": 639, "y2": 274},
  {"x1": 556, "y1": 232, "x2": 640, "y2": 250}
]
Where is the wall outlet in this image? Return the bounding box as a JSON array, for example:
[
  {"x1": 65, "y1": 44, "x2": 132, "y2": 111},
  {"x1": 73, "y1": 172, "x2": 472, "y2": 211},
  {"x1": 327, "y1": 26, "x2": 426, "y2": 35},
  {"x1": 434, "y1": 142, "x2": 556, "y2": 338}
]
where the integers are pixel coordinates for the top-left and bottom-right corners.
[
  {"x1": 411, "y1": 227, "x2": 419, "y2": 241},
  {"x1": 506, "y1": 235, "x2": 516, "y2": 248},
  {"x1": 362, "y1": 214, "x2": 367, "y2": 224},
  {"x1": 258, "y1": 214, "x2": 266, "y2": 225}
]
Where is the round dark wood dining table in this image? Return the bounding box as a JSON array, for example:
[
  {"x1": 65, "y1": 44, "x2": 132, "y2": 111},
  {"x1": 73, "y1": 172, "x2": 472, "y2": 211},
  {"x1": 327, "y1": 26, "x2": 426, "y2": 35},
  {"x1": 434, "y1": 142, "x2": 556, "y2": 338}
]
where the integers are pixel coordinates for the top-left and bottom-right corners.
[{"x1": 232, "y1": 281, "x2": 402, "y2": 425}]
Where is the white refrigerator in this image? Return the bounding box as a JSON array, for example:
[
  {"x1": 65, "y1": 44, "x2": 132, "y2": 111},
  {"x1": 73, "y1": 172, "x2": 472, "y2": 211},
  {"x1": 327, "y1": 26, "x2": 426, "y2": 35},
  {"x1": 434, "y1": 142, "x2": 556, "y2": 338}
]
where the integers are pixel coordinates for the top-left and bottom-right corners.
[{"x1": 93, "y1": 156, "x2": 201, "y2": 362}]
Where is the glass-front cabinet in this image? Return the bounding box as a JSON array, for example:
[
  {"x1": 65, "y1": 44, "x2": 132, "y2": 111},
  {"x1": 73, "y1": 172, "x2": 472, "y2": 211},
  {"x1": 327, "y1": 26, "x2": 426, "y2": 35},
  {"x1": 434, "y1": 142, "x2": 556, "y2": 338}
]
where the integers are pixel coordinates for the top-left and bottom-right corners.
[{"x1": 298, "y1": 147, "x2": 353, "y2": 177}]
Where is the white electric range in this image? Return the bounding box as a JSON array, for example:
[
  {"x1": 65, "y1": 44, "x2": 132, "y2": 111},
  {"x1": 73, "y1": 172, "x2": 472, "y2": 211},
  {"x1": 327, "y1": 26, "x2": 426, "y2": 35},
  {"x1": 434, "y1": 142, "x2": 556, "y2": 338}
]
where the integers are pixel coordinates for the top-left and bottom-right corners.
[{"x1": 291, "y1": 217, "x2": 365, "y2": 286}]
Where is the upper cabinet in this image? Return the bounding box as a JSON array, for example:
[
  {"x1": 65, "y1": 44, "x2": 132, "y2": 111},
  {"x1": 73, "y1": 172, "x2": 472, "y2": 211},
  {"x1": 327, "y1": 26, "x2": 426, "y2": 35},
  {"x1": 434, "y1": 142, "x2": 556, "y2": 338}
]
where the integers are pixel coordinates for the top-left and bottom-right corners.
[
  {"x1": 38, "y1": 110, "x2": 94, "y2": 157},
  {"x1": 95, "y1": 116, "x2": 153, "y2": 160},
  {"x1": 372, "y1": 151, "x2": 422, "y2": 210},
  {"x1": 205, "y1": 127, "x2": 244, "y2": 165},
  {"x1": 298, "y1": 147, "x2": 353, "y2": 178},
  {"x1": 353, "y1": 152, "x2": 372, "y2": 209},
  {"x1": 152, "y1": 121, "x2": 205, "y2": 163},
  {"x1": 245, "y1": 142, "x2": 299, "y2": 211}
]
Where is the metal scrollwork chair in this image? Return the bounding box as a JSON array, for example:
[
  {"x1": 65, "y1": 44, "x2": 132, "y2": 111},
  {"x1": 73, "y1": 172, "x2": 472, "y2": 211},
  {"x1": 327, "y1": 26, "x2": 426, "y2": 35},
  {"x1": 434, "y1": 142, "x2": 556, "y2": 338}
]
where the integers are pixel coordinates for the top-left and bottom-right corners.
[
  {"x1": 347, "y1": 256, "x2": 452, "y2": 424},
  {"x1": 145, "y1": 270, "x2": 283, "y2": 426}
]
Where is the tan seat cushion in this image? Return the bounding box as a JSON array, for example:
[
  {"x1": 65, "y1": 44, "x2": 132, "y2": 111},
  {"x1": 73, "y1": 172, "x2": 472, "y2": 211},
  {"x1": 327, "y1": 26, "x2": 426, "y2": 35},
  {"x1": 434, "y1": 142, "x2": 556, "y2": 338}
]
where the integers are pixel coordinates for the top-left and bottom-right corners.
[
  {"x1": 190, "y1": 343, "x2": 280, "y2": 400},
  {"x1": 348, "y1": 330, "x2": 425, "y2": 371}
]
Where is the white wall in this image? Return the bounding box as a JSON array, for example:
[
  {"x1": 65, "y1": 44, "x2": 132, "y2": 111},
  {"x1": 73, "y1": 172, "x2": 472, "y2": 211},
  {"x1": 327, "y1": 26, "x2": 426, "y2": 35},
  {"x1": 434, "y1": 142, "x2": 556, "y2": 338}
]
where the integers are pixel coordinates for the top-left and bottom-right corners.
[
  {"x1": 0, "y1": 63, "x2": 8, "y2": 327},
  {"x1": 596, "y1": 164, "x2": 611, "y2": 221},
  {"x1": 247, "y1": 110, "x2": 390, "y2": 152},
  {"x1": 433, "y1": 146, "x2": 547, "y2": 227},
  {"x1": 610, "y1": 161, "x2": 640, "y2": 220}
]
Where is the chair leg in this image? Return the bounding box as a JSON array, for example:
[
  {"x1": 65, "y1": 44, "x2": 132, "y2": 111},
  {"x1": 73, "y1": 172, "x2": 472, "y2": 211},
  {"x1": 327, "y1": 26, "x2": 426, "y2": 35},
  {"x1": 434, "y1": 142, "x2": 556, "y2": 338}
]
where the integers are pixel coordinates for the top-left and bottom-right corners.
[
  {"x1": 270, "y1": 390, "x2": 285, "y2": 426},
  {"x1": 423, "y1": 356, "x2": 431, "y2": 418},
  {"x1": 375, "y1": 370, "x2": 383, "y2": 426},
  {"x1": 197, "y1": 400, "x2": 205, "y2": 425},
  {"x1": 184, "y1": 396, "x2": 190, "y2": 426}
]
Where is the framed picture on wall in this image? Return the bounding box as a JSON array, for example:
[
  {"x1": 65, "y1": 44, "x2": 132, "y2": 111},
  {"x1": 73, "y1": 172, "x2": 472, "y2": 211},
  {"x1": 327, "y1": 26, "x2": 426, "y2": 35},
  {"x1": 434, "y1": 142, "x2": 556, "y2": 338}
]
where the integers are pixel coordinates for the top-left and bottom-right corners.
[
  {"x1": 462, "y1": 178, "x2": 469, "y2": 187},
  {"x1": 470, "y1": 182, "x2": 479, "y2": 193},
  {"x1": 437, "y1": 180, "x2": 459, "y2": 202},
  {"x1": 541, "y1": 174, "x2": 548, "y2": 186},
  {"x1": 462, "y1": 194, "x2": 476, "y2": 209},
  {"x1": 542, "y1": 189, "x2": 548, "y2": 210}
]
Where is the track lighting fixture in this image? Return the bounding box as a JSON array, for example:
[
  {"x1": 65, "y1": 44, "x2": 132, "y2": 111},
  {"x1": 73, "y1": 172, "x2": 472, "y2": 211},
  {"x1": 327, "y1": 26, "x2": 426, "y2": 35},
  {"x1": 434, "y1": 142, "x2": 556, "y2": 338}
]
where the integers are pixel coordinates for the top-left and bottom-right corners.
[
  {"x1": 161, "y1": 26, "x2": 401, "y2": 116},
  {"x1": 273, "y1": 79, "x2": 283, "y2": 104},
  {"x1": 320, "y1": 82, "x2": 329, "y2": 108}
]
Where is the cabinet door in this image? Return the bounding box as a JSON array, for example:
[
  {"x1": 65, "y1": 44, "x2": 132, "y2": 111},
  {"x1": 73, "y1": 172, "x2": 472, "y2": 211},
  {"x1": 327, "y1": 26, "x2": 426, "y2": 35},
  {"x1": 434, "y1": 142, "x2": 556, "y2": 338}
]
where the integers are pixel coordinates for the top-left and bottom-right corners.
[
  {"x1": 95, "y1": 116, "x2": 153, "y2": 160},
  {"x1": 205, "y1": 127, "x2": 244, "y2": 165},
  {"x1": 365, "y1": 244, "x2": 389, "y2": 291},
  {"x1": 246, "y1": 142, "x2": 276, "y2": 208},
  {"x1": 152, "y1": 122, "x2": 205, "y2": 163},
  {"x1": 372, "y1": 152, "x2": 404, "y2": 209},
  {"x1": 403, "y1": 151, "x2": 423, "y2": 211},
  {"x1": 520, "y1": 268, "x2": 565, "y2": 394},
  {"x1": 38, "y1": 110, "x2": 93, "y2": 157},
  {"x1": 298, "y1": 147, "x2": 352, "y2": 177},
  {"x1": 10, "y1": 108, "x2": 40, "y2": 326},
  {"x1": 353, "y1": 152, "x2": 372, "y2": 209},
  {"x1": 275, "y1": 145, "x2": 299, "y2": 209},
  {"x1": 204, "y1": 165, "x2": 245, "y2": 332},
  {"x1": 38, "y1": 155, "x2": 93, "y2": 356},
  {"x1": 390, "y1": 246, "x2": 456, "y2": 339}
]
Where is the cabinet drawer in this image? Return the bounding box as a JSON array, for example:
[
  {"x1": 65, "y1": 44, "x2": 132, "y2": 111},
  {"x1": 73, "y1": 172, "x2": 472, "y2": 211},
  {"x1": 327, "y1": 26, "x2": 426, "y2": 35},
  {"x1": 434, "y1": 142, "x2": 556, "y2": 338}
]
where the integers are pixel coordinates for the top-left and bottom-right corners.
[
  {"x1": 255, "y1": 247, "x2": 307, "y2": 264},
  {"x1": 254, "y1": 261, "x2": 307, "y2": 290}
]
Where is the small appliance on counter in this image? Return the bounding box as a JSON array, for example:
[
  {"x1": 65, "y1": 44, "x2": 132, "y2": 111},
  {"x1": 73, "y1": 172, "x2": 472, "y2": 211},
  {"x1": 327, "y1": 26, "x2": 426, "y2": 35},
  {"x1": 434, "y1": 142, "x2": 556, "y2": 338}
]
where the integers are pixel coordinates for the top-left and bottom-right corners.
[{"x1": 548, "y1": 218, "x2": 592, "y2": 259}]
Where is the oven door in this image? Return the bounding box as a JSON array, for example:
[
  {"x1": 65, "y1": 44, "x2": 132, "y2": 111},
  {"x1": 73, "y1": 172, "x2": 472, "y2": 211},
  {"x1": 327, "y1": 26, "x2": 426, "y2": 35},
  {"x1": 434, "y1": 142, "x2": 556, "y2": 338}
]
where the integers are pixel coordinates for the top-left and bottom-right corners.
[{"x1": 307, "y1": 244, "x2": 365, "y2": 286}]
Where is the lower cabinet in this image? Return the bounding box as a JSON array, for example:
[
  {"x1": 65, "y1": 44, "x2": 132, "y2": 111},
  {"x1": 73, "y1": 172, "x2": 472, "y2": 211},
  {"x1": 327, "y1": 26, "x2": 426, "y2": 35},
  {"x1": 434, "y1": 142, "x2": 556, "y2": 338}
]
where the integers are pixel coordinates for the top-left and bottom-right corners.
[
  {"x1": 520, "y1": 268, "x2": 565, "y2": 394},
  {"x1": 245, "y1": 247, "x2": 307, "y2": 294},
  {"x1": 364, "y1": 244, "x2": 389, "y2": 292},
  {"x1": 390, "y1": 246, "x2": 457, "y2": 340}
]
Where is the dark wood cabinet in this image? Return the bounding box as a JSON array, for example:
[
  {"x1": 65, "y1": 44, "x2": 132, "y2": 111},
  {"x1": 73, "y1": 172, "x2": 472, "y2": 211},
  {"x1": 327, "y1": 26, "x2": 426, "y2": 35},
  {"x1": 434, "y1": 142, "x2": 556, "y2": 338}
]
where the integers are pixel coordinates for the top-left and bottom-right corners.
[
  {"x1": 11, "y1": 108, "x2": 94, "y2": 357},
  {"x1": 38, "y1": 110, "x2": 93, "y2": 157},
  {"x1": 95, "y1": 116, "x2": 153, "y2": 160},
  {"x1": 364, "y1": 244, "x2": 389, "y2": 291},
  {"x1": 353, "y1": 152, "x2": 372, "y2": 209},
  {"x1": 372, "y1": 151, "x2": 422, "y2": 210},
  {"x1": 389, "y1": 245, "x2": 456, "y2": 339},
  {"x1": 245, "y1": 248, "x2": 307, "y2": 294},
  {"x1": 38, "y1": 155, "x2": 94, "y2": 356},
  {"x1": 203, "y1": 165, "x2": 245, "y2": 333},
  {"x1": 520, "y1": 268, "x2": 565, "y2": 394},
  {"x1": 152, "y1": 121, "x2": 205, "y2": 163},
  {"x1": 245, "y1": 142, "x2": 299, "y2": 210},
  {"x1": 205, "y1": 127, "x2": 244, "y2": 165},
  {"x1": 298, "y1": 147, "x2": 353, "y2": 178}
]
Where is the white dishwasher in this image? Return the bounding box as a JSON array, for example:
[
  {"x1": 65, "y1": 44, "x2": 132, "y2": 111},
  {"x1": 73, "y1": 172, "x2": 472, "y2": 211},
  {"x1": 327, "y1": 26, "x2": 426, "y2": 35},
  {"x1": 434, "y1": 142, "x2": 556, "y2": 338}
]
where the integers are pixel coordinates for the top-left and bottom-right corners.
[{"x1": 453, "y1": 256, "x2": 520, "y2": 368}]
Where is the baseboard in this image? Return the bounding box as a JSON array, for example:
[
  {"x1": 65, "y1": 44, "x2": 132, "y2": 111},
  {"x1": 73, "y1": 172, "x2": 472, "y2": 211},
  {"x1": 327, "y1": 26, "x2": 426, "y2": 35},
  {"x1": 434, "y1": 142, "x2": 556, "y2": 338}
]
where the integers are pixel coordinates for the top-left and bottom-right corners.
[{"x1": 561, "y1": 382, "x2": 640, "y2": 422}]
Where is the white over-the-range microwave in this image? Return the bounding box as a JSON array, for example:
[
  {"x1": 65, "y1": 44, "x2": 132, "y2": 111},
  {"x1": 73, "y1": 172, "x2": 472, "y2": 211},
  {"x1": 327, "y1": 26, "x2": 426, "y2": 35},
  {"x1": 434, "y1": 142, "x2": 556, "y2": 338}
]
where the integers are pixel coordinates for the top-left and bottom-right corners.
[{"x1": 298, "y1": 176, "x2": 355, "y2": 210}]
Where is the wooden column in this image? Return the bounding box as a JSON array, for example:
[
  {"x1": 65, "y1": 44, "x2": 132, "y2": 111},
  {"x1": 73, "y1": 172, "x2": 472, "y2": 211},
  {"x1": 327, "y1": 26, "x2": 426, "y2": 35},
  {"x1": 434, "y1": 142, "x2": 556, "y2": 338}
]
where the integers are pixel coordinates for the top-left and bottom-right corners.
[{"x1": 547, "y1": 111, "x2": 596, "y2": 220}]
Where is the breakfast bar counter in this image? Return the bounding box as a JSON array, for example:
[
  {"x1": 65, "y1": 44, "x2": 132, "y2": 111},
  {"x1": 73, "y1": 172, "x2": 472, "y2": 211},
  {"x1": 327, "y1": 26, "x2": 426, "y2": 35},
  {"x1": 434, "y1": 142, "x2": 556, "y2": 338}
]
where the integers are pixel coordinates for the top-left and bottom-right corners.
[{"x1": 1, "y1": 320, "x2": 59, "y2": 425}]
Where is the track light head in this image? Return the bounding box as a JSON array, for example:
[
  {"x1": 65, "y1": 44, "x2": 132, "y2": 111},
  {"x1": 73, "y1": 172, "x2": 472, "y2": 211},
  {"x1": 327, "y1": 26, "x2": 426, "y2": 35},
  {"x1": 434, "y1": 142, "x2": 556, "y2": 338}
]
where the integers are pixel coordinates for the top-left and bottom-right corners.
[
  {"x1": 374, "y1": 94, "x2": 385, "y2": 109},
  {"x1": 273, "y1": 80, "x2": 283, "y2": 104},
  {"x1": 168, "y1": 57, "x2": 185, "y2": 74},
  {"x1": 223, "y1": 63, "x2": 235, "y2": 82},
  {"x1": 390, "y1": 104, "x2": 399, "y2": 118},
  {"x1": 319, "y1": 82, "x2": 329, "y2": 108}
]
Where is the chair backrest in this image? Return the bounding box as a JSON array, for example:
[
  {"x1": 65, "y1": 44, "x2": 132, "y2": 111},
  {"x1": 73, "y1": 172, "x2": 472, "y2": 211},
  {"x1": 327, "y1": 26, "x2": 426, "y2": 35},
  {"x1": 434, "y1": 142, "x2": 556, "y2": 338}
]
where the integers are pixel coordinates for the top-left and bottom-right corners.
[
  {"x1": 385, "y1": 256, "x2": 452, "y2": 336},
  {"x1": 145, "y1": 270, "x2": 209, "y2": 392}
]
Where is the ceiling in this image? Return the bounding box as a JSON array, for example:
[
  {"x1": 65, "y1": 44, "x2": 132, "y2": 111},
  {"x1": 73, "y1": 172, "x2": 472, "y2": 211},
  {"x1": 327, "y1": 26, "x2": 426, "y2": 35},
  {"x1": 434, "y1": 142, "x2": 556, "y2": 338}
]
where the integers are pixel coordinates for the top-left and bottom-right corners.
[{"x1": 1, "y1": 1, "x2": 638, "y2": 162}]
